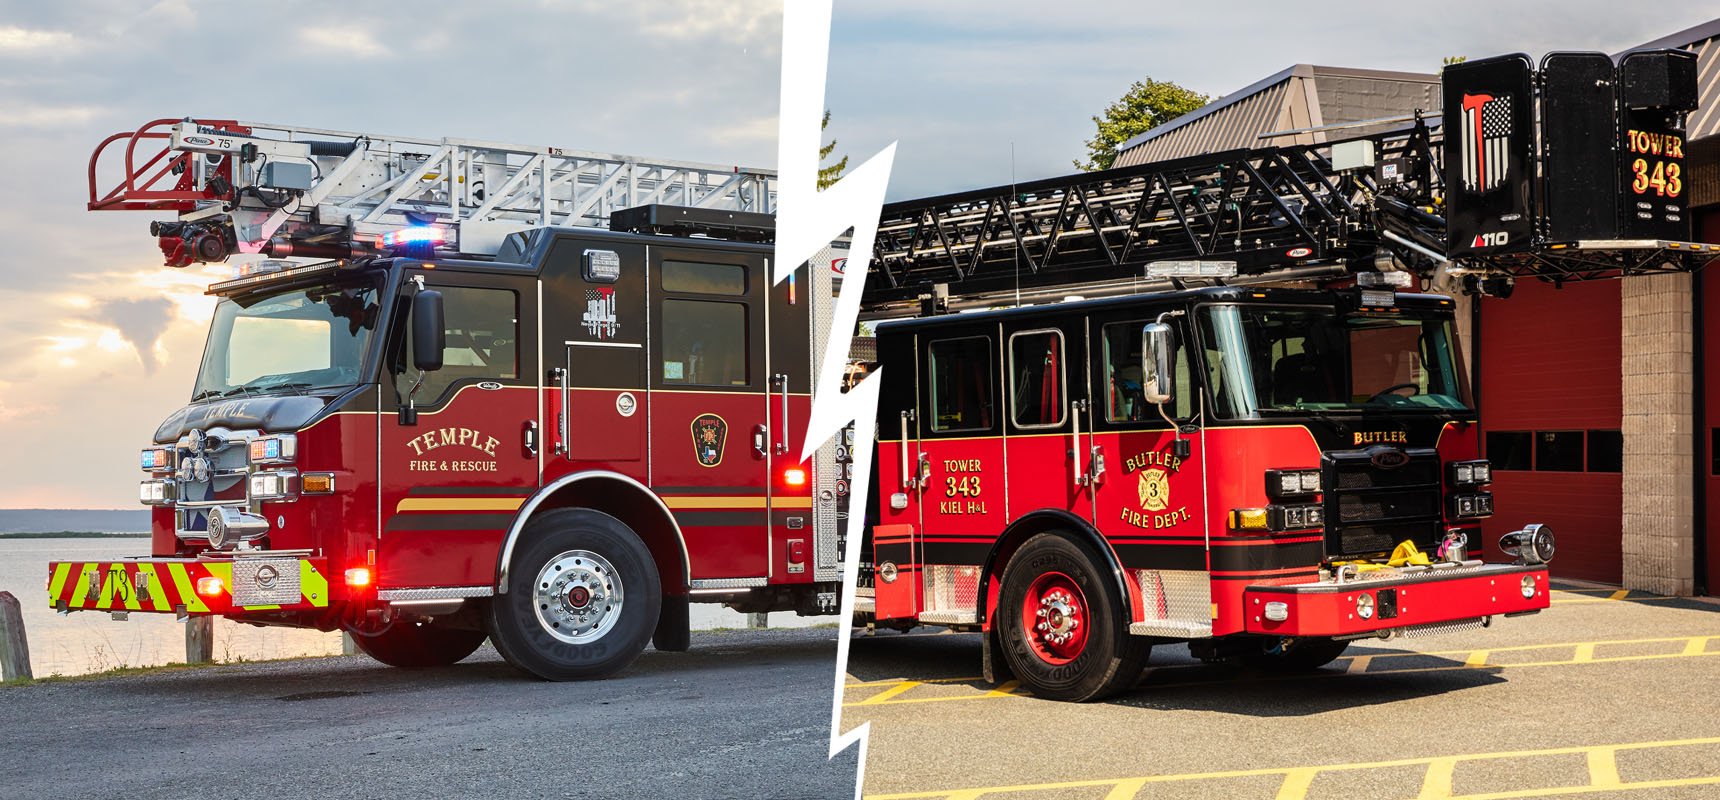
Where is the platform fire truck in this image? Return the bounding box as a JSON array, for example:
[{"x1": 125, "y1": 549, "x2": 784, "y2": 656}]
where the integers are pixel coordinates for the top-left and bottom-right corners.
[
  {"x1": 850, "y1": 50, "x2": 1712, "y2": 700},
  {"x1": 50, "y1": 119, "x2": 846, "y2": 679}
]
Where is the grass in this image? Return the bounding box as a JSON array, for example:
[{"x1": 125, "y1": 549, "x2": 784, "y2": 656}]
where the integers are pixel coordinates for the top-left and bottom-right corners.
[{"x1": 0, "y1": 531, "x2": 148, "y2": 539}]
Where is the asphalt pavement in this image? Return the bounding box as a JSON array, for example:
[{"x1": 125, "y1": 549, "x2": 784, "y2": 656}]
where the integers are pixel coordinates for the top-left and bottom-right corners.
[
  {"x1": 0, "y1": 627, "x2": 857, "y2": 800},
  {"x1": 844, "y1": 584, "x2": 1720, "y2": 799}
]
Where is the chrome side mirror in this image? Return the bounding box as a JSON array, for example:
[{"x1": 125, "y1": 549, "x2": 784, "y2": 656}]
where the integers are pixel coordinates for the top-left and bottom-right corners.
[{"x1": 1141, "y1": 322, "x2": 1175, "y2": 405}]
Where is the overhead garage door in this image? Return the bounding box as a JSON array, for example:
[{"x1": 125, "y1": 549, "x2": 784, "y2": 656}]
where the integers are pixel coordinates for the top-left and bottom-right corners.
[{"x1": 1479, "y1": 279, "x2": 1622, "y2": 584}]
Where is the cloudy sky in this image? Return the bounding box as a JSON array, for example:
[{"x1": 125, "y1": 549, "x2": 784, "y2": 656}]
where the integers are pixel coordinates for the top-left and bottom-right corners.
[{"x1": 1, "y1": 0, "x2": 1714, "y2": 508}]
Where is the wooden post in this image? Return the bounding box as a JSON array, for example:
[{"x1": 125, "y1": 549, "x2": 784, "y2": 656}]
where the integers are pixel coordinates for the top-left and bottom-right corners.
[
  {"x1": 185, "y1": 616, "x2": 214, "y2": 664},
  {"x1": 341, "y1": 631, "x2": 357, "y2": 655},
  {"x1": 0, "y1": 591, "x2": 32, "y2": 681},
  {"x1": 747, "y1": 612, "x2": 768, "y2": 629}
]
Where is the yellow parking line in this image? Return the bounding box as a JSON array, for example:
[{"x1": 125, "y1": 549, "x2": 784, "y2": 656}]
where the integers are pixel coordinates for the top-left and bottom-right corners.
[
  {"x1": 1586, "y1": 747, "x2": 1620, "y2": 788},
  {"x1": 1417, "y1": 757, "x2": 1457, "y2": 799},
  {"x1": 1608, "y1": 589, "x2": 1631, "y2": 601},
  {"x1": 1274, "y1": 768, "x2": 1317, "y2": 800},
  {"x1": 1572, "y1": 643, "x2": 1595, "y2": 662},
  {"x1": 865, "y1": 735, "x2": 1720, "y2": 800},
  {"x1": 855, "y1": 681, "x2": 923, "y2": 705},
  {"x1": 1684, "y1": 636, "x2": 1711, "y2": 656},
  {"x1": 1464, "y1": 650, "x2": 1490, "y2": 668},
  {"x1": 1100, "y1": 778, "x2": 1146, "y2": 800}
]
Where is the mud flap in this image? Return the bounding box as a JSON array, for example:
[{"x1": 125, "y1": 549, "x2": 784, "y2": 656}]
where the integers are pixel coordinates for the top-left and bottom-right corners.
[
  {"x1": 653, "y1": 593, "x2": 690, "y2": 652},
  {"x1": 981, "y1": 623, "x2": 1014, "y2": 685}
]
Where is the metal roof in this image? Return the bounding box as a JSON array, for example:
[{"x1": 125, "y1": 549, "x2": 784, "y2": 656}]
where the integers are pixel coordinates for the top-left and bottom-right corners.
[
  {"x1": 1114, "y1": 65, "x2": 1438, "y2": 166},
  {"x1": 1619, "y1": 17, "x2": 1720, "y2": 142}
]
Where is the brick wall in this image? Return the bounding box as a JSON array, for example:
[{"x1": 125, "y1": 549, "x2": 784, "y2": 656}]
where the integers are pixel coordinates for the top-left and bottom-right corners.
[{"x1": 1620, "y1": 273, "x2": 1696, "y2": 595}]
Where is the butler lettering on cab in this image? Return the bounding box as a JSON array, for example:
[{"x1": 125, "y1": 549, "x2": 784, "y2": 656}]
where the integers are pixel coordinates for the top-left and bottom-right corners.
[{"x1": 1353, "y1": 430, "x2": 1408, "y2": 445}]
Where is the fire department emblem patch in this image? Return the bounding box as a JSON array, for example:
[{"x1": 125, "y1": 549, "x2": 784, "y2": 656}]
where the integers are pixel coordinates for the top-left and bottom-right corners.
[
  {"x1": 582, "y1": 287, "x2": 619, "y2": 340},
  {"x1": 691, "y1": 413, "x2": 727, "y2": 468},
  {"x1": 1138, "y1": 467, "x2": 1170, "y2": 512}
]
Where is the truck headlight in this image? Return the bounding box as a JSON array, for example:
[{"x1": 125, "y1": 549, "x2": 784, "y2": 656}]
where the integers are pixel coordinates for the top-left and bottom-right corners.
[
  {"x1": 1449, "y1": 459, "x2": 1492, "y2": 488},
  {"x1": 248, "y1": 434, "x2": 298, "y2": 466},
  {"x1": 1450, "y1": 492, "x2": 1494, "y2": 520},
  {"x1": 248, "y1": 469, "x2": 298, "y2": 501},
  {"x1": 139, "y1": 479, "x2": 175, "y2": 506},
  {"x1": 1266, "y1": 469, "x2": 1321, "y2": 499}
]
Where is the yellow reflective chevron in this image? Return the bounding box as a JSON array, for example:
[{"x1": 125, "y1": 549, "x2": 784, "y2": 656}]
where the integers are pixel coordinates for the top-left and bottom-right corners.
[
  {"x1": 46, "y1": 562, "x2": 71, "y2": 607},
  {"x1": 167, "y1": 562, "x2": 209, "y2": 614},
  {"x1": 300, "y1": 561, "x2": 329, "y2": 607}
]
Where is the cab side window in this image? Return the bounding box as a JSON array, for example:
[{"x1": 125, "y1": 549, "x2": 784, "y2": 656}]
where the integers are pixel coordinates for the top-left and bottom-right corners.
[
  {"x1": 659, "y1": 260, "x2": 751, "y2": 387},
  {"x1": 1102, "y1": 320, "x2": 1193, "y2": 422},
  {"x1": 395, "y1": 286, "x2": 519, "y2": 405},
  {"x1": 1009, "y1": 330, "x2": 1065, "y2": 428},
  {"x1": 928, "y1": 336, "x2": 994, "y2": 432}
]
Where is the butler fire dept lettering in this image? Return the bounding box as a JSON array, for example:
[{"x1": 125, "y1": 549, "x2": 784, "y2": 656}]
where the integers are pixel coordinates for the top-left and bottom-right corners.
[
  {"x1": 1121, "y1": 447, "x2": 1191, "y2": 530},
  {"x1": 406, "y1": 426, "x2": 501, "y2": 472}
]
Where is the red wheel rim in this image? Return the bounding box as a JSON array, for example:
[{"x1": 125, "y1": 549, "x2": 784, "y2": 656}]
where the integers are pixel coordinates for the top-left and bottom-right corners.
[{"x1": 1021, "y1": 571, "x2": 1089, "y2": 665}]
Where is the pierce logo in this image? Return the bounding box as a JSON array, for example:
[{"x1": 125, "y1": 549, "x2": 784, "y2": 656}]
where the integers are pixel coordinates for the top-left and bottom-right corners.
[
  {"x1": 183, "y1": 136, "x2": 215, "y2": 147},
  {"x1": 1369, "y1": 447, "x2": 1411, "y2": 470},
  {"x1": 1286, "y1": 247, "x2": 1313, "y2": 258}
]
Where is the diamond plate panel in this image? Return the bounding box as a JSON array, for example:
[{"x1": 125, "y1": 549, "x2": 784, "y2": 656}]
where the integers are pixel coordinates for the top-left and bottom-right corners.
[
  {"x1": 1134, "y1": 569, "x2": 1211, "y2": 635},
  {"x1": 810, "y1": 242, "x2": 848, "y2": 582},
  {"x1": 231, "y1": 558, "x2": 301, "y2": 606},
  {"x1": 923, "y1": 564, "x2": 980, "y2": 615}
]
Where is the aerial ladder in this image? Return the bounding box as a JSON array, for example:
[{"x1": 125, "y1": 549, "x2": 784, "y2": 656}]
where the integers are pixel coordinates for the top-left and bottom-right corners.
[
  {"x1": 88, "y1": 118, "x2": 776, "y2": 266},
  {"x1": 860, "y1": 49, "x2": 1713, "y2": 316}
]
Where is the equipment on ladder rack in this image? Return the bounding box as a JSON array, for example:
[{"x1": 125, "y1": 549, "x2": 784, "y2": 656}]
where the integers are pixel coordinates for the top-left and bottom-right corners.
[
  {"x1": 88, "y1": 118, "x2": 777, "y2": 266},
  {"x1": 861, "y1": 48, "x2": 1711, "y2": 316}
]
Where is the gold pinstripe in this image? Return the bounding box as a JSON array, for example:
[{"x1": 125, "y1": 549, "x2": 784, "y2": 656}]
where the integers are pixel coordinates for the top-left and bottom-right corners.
[{"x1": 396, "y1": 497, "x2": 526, "y2": 513}]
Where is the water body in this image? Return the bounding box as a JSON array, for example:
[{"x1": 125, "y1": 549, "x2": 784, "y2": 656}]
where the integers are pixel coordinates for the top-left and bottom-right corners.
[{"x1": 1, "y1": 537, "x2": 826, "y2": 677}]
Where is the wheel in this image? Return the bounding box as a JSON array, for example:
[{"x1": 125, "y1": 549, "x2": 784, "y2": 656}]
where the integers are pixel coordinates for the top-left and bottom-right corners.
[
  {"x1": 351, "y1": 620, "x2": 487, "y2": 668},
  {"x1": 995, "y1": 533, "x2": 1149, "y2": 701},
  {"x1": 487, "y1": 508, "x2": 662, "y2": 680},
  {"x1": 1241, "y1": 636, "x2": 1349, "y2": 672}
]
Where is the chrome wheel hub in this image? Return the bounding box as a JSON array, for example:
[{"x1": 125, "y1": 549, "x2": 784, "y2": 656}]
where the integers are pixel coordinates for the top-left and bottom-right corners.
[
  {"x1": 532, "y1": 550, "x2": 624, "y2": 644},
  {"x1": 1034, "y1": 589, "x2": 1080, "y2": 646}
]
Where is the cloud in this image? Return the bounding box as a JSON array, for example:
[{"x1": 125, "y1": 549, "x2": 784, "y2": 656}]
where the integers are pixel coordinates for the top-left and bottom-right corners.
[
  {"x1": 295, "y1": 26, "x2": 392, "y2": 59},
  {"x1": 0, "y1": 25, "x2": 75, "y2": 52},
  {"x1": 87, "y1": 296, "x2": 176, "y2": 374},
  {"x1": 0, "y1": 104, "x2": 100, "y2": 128}
]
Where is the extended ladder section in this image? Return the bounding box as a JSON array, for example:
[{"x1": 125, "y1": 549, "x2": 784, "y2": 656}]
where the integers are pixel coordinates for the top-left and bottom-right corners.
[
  {"x1": 863, "y1": 48, "x2": 1713, "y2": 315},
  {"x1": 89, "y1": 118, "x2": 776, "y2": 264}
]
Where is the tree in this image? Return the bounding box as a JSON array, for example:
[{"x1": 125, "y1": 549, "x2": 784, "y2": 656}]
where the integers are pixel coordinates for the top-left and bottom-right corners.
[
  {"x1": 1077, "y1": 78, "x2": 1210, "y2": 171},
  {"x1": 818, "y1": 109, "x2": 848, "y2": 190}
]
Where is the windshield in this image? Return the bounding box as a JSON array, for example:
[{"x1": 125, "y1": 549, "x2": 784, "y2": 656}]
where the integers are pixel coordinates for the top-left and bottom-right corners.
[
  {"x1": 1198, "y1": 305, "x2": 1471, "y2": 417},
  {"x1": 191, "y1": 281, "x2": 383, "y2": 401}
]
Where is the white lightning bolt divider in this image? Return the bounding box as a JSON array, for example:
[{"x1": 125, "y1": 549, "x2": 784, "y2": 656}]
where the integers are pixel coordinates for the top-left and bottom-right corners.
[{"x1": 775, "y1": 1, "x2": 896, "y2": 795}]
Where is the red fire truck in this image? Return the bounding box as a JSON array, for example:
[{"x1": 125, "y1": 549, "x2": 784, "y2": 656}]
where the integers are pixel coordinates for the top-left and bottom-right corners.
[
  {"x1": 51, "y1": 120, "x2": 845, "y2": 679},
  {"x1": 851, "y1": 49, "x2": 1706, "y2": 701}
]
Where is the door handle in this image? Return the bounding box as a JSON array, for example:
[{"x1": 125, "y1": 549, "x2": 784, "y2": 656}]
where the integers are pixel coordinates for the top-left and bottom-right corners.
[
  {"x1": 1072, "y1": 400, "x2": 1086, "y2": 486},
  {"x1": 551, "y1": 366, "x2": 568, "y2": 456},
  {"x1": 753, "y1": 424, "x2": 768, "y2": 459},
  {"x1": 523, "y1": 421, "x2": 539, "y2": 458},
  {"x1": 774, "y1": 373, "x2": 790, "y2": 455}
]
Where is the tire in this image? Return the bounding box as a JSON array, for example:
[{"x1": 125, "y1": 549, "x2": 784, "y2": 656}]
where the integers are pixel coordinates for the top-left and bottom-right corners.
[
  {"x1": 351, "y1": 620, "x2": 487, "y2": 669},
  {"x1": 995, "y1": 533, "x2": 1149, "y2": 702},
  {"x1": 1241, "y1": 636, "x2": 1350, "y2": 672},
  {"x1": 487, "y1": 508, "x2": 662, "y2": 680}
]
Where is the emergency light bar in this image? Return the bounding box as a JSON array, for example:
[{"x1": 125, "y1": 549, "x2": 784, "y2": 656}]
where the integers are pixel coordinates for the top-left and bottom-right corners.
[
  {"x1": 383, "y1": 226, "x2": 447, "y2": 248},
  {"x1": 1145, "y1": 260, "x2": 1238, "y2": 280}
]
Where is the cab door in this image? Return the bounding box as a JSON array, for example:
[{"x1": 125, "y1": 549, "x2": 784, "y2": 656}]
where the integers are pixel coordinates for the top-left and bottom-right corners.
[
  {"x1": 647, "y1": 247, "x2": 771, "y2": 582},
  {"x1": 1086, "y1": 309, "x2": 1210, "y2": 635},
  {"x1": 380, "y1": 269, "x2": 541, "y2": 589}
]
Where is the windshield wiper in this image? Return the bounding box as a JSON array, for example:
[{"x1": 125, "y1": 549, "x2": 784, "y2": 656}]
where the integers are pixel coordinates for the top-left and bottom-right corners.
[
  {"x1": 190, "y1": 389, "x2": 224, "y2": 402},
  {"x1": 221, "y1": 382, "x2": 315, "y2": 398}
]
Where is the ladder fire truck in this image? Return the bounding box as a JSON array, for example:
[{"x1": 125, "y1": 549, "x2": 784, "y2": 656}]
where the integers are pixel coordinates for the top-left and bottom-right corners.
[
  {"x1": 851, "y1": 50, "x2": 1712, "y2": 700},
  {"x1": 50, "y1": 118, "x2": 847, "y2": 679}
]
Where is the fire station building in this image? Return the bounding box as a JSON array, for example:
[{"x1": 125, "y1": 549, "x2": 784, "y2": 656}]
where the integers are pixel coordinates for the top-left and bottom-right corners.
[{"x1": 1113, "y1": 18, "x2": 1720, "y2": 596}]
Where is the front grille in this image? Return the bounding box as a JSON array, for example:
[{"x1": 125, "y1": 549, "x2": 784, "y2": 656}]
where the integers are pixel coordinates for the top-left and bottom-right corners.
[{"x1": 1323, "y1": 448, "x2": 1441, "y2": 558}]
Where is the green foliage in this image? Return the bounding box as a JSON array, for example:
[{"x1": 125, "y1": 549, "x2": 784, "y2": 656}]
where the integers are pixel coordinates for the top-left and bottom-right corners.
[
  {"x1": 818, "y1": 109, "x2": 849, "y2": 191},
  {"x1": 1078, "y1": 78, "x2": 1210, "y2": 171},
  {"x1": 1442, "y1": 55, "x2": 1468, "y2": 66}
]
